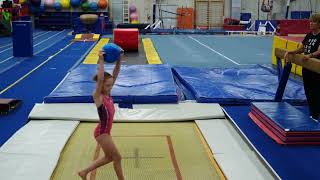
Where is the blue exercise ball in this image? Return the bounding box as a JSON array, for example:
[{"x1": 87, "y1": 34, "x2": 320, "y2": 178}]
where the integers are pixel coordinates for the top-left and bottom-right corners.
[
  {"x1": 102, "y1": 43, "x2": 121, "y2": 63},
  {"x1": 70, "y1": 0, "x2": 81, "y2": 7},
  {"x1": 55, "y1": 2, "x2": 62, "y2": 10},
  {"x1": 90, "y1": 2, "x2": 98, "y2": 11}
]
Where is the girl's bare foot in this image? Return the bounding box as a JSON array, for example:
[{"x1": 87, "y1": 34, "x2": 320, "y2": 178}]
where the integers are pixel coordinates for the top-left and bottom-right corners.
[{"x1": 78, "y1": 170, "x2": 87, "y2": 180}]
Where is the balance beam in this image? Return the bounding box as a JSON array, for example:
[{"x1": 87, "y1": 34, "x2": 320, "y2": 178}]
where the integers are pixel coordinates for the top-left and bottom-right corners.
[{"x1": 275, "y1": 48, "x2": 320, "y2": 74}]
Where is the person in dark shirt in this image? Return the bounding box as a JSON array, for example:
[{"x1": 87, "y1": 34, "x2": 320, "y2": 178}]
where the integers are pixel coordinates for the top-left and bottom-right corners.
[{"x1": 285, "y1": 13, "x2": 320, "y2": 121}]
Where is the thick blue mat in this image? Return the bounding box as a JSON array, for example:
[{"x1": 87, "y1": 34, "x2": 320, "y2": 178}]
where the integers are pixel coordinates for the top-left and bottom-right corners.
[
  {"x1": 173, "y1": 65, "x2": 306, "y2": 104},
  {"x1": 44, "y1": 64, "x2": 178, "y2": 104},
  {"x1": 252, "y1": 102, "x2": 320, "y2": 132},
  {"x1": 223, "y1": 106, "x2": 320, "y2": 180}
]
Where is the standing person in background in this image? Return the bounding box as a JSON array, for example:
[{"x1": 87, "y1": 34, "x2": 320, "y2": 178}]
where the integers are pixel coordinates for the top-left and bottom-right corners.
[{"x1": 285, "y1": 13, "x2": 320, "y2": 121}]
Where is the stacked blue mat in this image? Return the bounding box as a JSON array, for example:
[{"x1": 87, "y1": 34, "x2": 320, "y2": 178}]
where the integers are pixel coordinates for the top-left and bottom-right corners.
[
  {"x1": 44, "y1": 64, "x2": 179, "y2": 104},
  {"x1": 173, "y1": 65, "x2": 306, "y2": 104},
  {"x1": 249, "y1": 102, "x2": 320, "y2": 145}
]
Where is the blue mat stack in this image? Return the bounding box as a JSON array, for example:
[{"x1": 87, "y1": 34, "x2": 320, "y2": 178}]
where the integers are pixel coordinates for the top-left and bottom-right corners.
[{"x1": 249, "y1": 102, "x2": 320, "y2": 145}]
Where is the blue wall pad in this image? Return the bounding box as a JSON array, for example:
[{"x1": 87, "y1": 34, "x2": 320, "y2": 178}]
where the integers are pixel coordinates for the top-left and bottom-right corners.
[
  {"x1": 224, "y1": 106, "x2": 320, "y2": 180},
  {"x1": 44, "y1": 64, "x2": 178, "y2": 104},
  {"x1": 173, "y1": 65, "x2": 306, "y2": 104},
  {"x1": 254, "y1": 20, "x2": 277, "y2": 32}
]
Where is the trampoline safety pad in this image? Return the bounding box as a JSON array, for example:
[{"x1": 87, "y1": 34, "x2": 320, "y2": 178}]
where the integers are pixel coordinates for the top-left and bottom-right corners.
[{"x1": 51, "y1": 122, "x2": 224, "y2": 180}]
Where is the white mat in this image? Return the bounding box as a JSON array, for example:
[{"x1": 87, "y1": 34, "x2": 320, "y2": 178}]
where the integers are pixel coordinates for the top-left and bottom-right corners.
[
  {"x1": 29, "y1": 102, "x2": 225, "y2": 122},
  {"x1": 196, "y1": 119, "x2": 275, "y2": 180},
  {"x1": 0, "y1": 120, "x2": 79, "y2": 180}
]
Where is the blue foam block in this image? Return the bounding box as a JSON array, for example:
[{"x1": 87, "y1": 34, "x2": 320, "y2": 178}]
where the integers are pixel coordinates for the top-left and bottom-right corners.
[
  {"x1": 173, "y1": 65, "x2": 306, "y2": 104},
  {"x1": 252, "y1": 102, "x2": 320, "y2": 132},
  {"x1": 44, "y1": 64, "x2": 178, "y2": 104},
  {"x1": 12, "y1": 21, "x2": 33, "y2": 57}
]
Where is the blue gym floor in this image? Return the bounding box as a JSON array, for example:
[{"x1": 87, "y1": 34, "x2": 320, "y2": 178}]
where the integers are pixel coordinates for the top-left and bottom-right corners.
[
  {"x1": 0, "y1": 30, "x2": 318, "y2": 180},
  {"x1": 150, "y1": 35, "x2": 273, "y2": 68},
  {"x1": 0, "y1": 30, "x2": 71, "y2": 73}
]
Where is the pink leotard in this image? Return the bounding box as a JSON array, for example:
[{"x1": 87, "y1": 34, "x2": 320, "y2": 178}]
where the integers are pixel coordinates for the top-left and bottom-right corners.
[{"x1": 94, "y1": 95, "x2": 115, "y2": 138}]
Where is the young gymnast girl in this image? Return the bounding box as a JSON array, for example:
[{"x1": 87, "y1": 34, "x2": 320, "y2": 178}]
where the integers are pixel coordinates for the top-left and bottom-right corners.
[{"x1": 78, "y1": 46, "x2": 125, "y2": 180}]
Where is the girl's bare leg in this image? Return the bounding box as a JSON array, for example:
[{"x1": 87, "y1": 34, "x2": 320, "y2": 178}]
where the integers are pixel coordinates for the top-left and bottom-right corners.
[
  {"x1": 78, "y1": 134, "x2": 124, "y2": 180},
  {"x1": 78, "y1": 134, "x2": 118, "y2": 179}
]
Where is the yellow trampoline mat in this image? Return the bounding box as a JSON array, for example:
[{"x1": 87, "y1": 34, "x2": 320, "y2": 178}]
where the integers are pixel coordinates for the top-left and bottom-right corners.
[{"x1": 51, "y1": 122, "x2": 224, "y2": 180}]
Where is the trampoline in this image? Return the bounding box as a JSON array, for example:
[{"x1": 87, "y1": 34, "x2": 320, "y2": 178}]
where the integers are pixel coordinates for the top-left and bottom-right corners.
[{"x1": 51, "y1": 122, "x2": 223, "y2": 180}]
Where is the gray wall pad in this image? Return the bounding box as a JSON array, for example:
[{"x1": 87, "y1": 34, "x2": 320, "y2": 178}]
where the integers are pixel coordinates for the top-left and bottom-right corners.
[{"x1": 29, "y1": 102, "x2": 225, "y2": 122}]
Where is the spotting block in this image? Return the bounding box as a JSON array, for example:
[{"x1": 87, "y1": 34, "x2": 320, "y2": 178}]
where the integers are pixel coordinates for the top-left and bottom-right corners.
[{"x1": 113, "y1": 28, "x2": 139, "y2": 51}]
